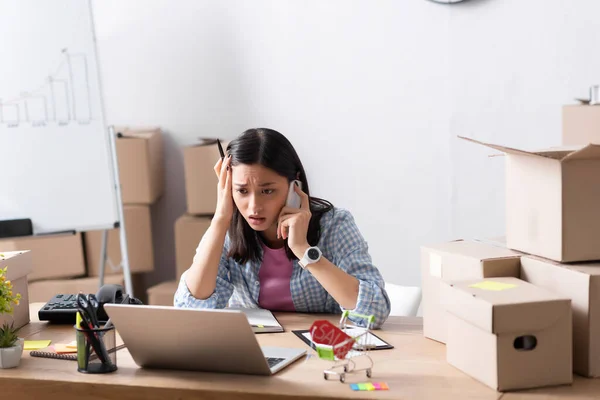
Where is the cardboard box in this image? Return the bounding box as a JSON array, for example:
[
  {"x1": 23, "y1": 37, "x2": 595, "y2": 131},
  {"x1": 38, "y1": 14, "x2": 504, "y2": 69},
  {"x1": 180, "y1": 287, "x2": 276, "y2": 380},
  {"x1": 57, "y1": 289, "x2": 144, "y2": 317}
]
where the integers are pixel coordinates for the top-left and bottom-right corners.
[
  {"x1": 175, "y1": 214, "x2": 211, "y2": 280},
  {"x1": 0, "y1": 232, "x2": 85, "y2": 281},
  {"x1": 183, "y1": 139, "x2": 225, "y2": 215},
  {"x1": 116, "y1": 127, "x2": 164, "y2": 204},
  {"x1": 421, "y1": 240, "x2": 521, "y2": 344},
  {"x1": 461, "y1": 136, "x2": 600, "y2": 262},
  {"x1": 28, "y1": 275, "x2": 124, "y2": 303},
  {"x1": 563, "y1": 105, "x2": 600, "y2": 145},
  {"x1": 147, "y1": 280, "x2": 178, "y2": 306},
  {"x1": 520, "y1": 255, "x2": 600, "y2": 377},
  {"x1": 474, "y1": 236, "x2": 508, "y2": 248},
  {"x1": 0, "y1": 251, "x2": 32, "y2": 329},
  {"x1": 442, "y1": 277, "x2": 572, "y2": 392},
  {"x1": 83, "y1": 205, "x2": 154, "y2": 276}
]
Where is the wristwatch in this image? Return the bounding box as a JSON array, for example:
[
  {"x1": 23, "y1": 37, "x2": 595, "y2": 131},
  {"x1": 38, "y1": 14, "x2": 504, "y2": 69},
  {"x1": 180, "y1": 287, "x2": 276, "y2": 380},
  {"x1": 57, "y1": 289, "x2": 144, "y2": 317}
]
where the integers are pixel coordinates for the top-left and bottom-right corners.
[{"x1": 299, "y1": 246, "x2": 322, "y2": 269}]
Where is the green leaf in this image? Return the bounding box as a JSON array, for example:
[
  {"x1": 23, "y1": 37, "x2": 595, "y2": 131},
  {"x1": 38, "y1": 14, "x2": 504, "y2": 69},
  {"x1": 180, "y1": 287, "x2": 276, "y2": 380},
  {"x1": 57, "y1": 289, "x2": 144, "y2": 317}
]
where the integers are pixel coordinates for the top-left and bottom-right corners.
[{"x1": 0, "y1": 321, "x2": 19, "y2": 348}]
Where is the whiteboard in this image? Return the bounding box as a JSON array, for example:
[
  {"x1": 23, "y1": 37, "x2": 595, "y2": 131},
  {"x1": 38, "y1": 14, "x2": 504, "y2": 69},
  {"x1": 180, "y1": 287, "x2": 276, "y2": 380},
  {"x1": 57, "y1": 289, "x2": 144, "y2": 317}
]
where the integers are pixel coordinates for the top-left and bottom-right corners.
[{"x1": 0, "y1": 0, "x2": 119, "y2": 234}]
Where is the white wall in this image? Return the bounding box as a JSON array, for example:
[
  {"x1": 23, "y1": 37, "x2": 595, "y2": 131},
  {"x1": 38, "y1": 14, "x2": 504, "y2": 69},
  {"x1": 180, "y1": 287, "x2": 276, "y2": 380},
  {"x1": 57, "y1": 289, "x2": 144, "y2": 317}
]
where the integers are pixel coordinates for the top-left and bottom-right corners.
[{"x1": 91, "y1": 0, "x2": 600, "y2": 289}]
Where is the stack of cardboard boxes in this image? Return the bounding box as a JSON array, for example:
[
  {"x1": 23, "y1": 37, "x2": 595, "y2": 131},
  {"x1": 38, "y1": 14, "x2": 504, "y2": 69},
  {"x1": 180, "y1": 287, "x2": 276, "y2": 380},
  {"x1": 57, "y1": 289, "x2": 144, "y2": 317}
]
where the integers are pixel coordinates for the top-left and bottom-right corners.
[
  {"x1": 20, "y1": 127, "x2": 164, "y2": 305},
  {"x1": 147, "y1": 139, "x2": 223, "y2": 305},
  {"x1": 422, "y1": 103, "x2": 600, "y2": 391},
  {"x1": 0, "y1": 232, "x2": 87, "y2": 301}
]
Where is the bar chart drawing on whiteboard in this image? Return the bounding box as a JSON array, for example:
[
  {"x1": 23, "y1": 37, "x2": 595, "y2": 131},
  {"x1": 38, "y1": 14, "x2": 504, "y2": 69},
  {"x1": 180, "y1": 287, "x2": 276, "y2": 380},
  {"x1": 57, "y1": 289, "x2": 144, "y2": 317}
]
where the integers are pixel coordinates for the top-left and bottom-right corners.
[
  {"x1": 0, "y1": 49, "x2": 93, "y2": 127},
  {"x1": 0, "y1": 0, "x2": 120, "y2": 237}
]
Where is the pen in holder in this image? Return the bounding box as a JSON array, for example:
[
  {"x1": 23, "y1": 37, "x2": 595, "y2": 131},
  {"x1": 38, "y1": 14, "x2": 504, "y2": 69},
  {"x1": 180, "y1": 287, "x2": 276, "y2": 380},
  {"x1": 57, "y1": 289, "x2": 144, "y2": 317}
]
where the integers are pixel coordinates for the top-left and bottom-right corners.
[{"x1": 75, "y1": 324, "x2": 118, "y2": 373}]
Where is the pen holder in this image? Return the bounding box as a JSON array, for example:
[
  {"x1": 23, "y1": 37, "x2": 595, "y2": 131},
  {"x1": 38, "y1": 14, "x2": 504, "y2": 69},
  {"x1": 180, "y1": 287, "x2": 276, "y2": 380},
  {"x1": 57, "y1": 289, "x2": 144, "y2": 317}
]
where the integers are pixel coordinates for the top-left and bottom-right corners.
[{"x1": 75, "y1": 325, "x2": 118, "y2": 374}]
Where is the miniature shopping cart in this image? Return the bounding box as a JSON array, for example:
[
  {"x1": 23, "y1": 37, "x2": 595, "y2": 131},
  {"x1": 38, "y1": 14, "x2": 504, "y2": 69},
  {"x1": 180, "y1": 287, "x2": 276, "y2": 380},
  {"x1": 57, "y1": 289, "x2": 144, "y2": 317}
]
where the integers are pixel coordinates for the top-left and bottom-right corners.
[{"x1": 309, "y1": 311, "x2": 375, "y2": 383}]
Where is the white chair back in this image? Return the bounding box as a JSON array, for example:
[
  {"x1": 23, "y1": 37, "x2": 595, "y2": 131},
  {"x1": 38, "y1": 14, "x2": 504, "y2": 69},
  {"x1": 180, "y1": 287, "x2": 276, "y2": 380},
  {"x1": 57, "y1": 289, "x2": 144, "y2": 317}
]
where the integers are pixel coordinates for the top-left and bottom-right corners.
[{"x1": 385, "y1": 282, "x2": 422, "y2": 317}]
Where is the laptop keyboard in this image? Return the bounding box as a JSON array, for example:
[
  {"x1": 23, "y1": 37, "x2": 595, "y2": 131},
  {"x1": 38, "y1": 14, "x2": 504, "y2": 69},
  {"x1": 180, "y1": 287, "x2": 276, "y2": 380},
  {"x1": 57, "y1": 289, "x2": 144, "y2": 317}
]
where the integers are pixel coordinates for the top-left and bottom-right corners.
[{"x1": 266, "y1": 357, "x2": 286, "y2": 368}]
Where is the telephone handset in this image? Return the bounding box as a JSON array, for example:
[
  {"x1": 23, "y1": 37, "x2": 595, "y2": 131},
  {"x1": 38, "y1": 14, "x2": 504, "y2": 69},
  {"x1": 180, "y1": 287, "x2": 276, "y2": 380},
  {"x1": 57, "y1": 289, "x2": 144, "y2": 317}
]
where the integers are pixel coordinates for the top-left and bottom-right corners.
[
  {"x1": 95, "y1": 284, "x2": 143, "y2": 321},
  {"x1": 286, "y1": 180, "x2": 302, "y2": 209}
]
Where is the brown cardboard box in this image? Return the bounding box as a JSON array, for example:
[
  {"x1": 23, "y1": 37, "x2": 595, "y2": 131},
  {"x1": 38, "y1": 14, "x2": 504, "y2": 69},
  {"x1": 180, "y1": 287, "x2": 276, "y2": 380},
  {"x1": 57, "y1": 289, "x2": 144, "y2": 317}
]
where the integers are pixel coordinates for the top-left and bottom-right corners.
[
  {"x1": 116, "y1": 127, "x2": 164, "y2": 204},
  {"x1": 28, "y1": 275, "x2": 124, "y2": 303},
  {"x1": 175, "y1": 214, "x2": 211, "y2": 280},
  {"x1": 421, "y1": 240, "x2": 521, "y2": 344},
  {"x1": 442, "y1": 277, "x2": 572, "y2": 392},
  {"x1": 83, "y1": 205, "x2": 154, "y2": 276},
  {"x1": 0, "y1": 251, "x2": 32, "y2": 329},
  {"x1": 563, "y1": 105, "x2": 600, "y2": 145},
  {"x1": 147, "y1": 280, "x2": 178, "y2": 306},
  {"x1": 0, "y1": 233, "x2": 85, "y2": 281},
  {"x1": 461, "y1": 136, "x2": 600, "y2": 262},
  {"x1": 520, "y1": 255, "x2": 600, "y2": 377},
  {"x1": 183, "y1": 139, "x2": 225, "y2": 215}
]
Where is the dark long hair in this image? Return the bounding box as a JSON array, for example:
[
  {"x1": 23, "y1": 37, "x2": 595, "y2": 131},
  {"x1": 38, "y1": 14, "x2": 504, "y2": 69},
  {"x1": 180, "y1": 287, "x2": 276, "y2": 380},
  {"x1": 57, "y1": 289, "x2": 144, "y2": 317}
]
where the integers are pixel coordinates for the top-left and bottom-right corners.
[{"x1": 226, "y1": 128, "x2": 333, "y2": 264}]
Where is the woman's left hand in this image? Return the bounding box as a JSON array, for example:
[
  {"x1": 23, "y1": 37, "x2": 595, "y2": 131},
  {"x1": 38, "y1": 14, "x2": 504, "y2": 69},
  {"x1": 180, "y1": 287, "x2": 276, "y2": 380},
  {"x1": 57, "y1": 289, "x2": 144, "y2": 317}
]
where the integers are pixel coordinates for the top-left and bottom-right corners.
[{"x1": 278, "y1": 184, "x2": 311, "y2": 258}]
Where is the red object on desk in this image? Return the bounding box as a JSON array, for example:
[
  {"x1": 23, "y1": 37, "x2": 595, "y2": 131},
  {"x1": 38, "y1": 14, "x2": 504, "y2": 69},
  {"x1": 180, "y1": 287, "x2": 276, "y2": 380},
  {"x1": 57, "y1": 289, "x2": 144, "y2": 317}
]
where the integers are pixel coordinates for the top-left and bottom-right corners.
[{"x1": 309, "y1": 320, "x2": 354, "y2": 360}]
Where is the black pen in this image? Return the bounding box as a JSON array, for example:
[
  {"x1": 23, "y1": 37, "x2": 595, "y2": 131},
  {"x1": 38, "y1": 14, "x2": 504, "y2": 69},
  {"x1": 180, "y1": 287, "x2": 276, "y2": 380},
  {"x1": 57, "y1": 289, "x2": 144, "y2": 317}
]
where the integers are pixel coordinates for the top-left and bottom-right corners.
[
  {"x1": 79, "y1": 320, "x2": 109, "y2": 364},
  {"x1": 217, "y1": 139, "x2": 225, "y2": 160}
]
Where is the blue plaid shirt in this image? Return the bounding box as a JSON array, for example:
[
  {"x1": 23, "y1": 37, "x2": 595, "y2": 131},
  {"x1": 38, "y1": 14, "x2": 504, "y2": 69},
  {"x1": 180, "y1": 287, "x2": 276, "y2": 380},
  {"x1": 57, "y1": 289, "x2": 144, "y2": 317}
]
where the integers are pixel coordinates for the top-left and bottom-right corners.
[{"x1": 174, "y1": 207, "x2": 391, "y2": 328}]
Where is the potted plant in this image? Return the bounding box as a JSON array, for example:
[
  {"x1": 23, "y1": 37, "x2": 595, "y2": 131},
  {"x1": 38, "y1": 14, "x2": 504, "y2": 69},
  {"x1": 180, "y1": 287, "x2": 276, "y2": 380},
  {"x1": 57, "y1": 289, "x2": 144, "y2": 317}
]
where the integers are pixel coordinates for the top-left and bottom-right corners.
[{"x1": 0, "y1": 266, "x2": 23, "y2": 368}]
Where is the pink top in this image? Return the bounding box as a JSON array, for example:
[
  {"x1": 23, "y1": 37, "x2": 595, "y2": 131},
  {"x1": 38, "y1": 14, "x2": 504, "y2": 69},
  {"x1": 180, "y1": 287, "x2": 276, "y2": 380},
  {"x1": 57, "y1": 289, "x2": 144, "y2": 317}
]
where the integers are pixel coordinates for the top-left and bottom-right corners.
[{"x1": 257, "y1": 243, "x2": 295, "y2": 311}]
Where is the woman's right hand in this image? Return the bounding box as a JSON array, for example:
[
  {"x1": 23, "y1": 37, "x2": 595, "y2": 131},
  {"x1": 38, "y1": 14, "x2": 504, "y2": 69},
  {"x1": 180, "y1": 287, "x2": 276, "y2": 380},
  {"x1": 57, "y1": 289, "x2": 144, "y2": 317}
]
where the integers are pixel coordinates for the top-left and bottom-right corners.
[{"x1": 213, "y1": 155, "x2": 234, "y2": 225}]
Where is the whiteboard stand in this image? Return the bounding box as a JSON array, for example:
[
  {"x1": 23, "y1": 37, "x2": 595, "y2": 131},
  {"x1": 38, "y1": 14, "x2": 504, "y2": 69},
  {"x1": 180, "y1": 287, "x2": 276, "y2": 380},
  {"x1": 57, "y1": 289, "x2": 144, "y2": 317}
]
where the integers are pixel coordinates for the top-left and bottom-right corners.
[
  {"x1": 98, "y1": 228, "x2": 108, "y2": 288},
  {"x1": 97, "y1": 125, "x2": 134, "y2": 296}
]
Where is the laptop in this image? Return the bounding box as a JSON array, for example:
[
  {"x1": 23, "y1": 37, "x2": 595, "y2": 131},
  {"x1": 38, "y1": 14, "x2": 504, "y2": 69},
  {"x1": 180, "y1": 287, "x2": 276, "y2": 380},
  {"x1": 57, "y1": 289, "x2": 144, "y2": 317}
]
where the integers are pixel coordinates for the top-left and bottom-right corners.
[{"x1": 103, "y1": 304, "x2": 307, "y2": 375}]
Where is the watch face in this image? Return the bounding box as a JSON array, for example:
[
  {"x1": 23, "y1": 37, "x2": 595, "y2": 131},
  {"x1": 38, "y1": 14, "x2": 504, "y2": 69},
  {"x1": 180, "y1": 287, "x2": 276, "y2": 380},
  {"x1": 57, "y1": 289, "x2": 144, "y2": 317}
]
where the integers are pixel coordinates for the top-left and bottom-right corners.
[{"x1": 307, "y1": 248, "x2": 320, "y2": 260}]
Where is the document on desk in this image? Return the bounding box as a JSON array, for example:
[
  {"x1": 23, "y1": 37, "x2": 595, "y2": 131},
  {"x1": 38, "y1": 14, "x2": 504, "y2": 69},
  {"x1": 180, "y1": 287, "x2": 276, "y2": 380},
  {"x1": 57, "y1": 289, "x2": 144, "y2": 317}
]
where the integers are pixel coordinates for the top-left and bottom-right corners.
[
  {"x1": 293, "y1": 328, "x2": 394, "y2": 350},
  {"x1": 230, "y1": 307, "x2": 284, "y2": 333}
]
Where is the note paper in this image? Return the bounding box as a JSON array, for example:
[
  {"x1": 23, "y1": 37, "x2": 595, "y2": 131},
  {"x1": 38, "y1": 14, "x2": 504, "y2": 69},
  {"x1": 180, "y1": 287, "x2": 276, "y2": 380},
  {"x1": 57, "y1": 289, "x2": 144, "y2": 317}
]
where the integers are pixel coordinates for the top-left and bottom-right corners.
[
  {"x1": 350, "y1": 382, "x2": 389, "y2": 391},
  {"x1": 228, "y1": 307, "x2": 284, "y2": 332},
  {"x1": 469, "y1": 281, "x2": 517, "y2": 291},
  {"x1": 54, "y1": 342, "x2": 78, "y2": 354},
  {"x1": 24, "y1": 340, "x2": 51, "y2": 350}
]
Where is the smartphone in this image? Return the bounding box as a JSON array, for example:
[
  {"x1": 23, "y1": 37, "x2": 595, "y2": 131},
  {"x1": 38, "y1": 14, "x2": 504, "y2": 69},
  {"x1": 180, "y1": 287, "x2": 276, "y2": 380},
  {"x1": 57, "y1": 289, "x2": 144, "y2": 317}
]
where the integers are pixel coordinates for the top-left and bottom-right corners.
[
  {"x1": 216, "y1": 139, "x2": 225, "y2": 160},
  {"x1": 286, "y1": 180, "x2": 302, "y2": 208}
]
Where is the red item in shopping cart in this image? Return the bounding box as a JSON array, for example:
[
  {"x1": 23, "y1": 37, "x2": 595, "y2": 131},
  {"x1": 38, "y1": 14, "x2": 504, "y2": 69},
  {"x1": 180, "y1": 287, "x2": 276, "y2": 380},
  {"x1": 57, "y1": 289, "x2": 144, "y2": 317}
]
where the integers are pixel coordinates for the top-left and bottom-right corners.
[{"x1": 310, "y1": 320, "x2": 354, "y2": 360}]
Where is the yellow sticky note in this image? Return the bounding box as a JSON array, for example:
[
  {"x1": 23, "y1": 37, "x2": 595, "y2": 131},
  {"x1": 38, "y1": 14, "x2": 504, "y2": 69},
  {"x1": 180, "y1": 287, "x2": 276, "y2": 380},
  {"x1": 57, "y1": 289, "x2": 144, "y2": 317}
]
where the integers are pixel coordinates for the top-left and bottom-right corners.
[
  {"x1": 24, "y1": 340, "x2": 51, "y2": 350},
  {"x1": 469, "y1": 281, "x2": 517, "y2": 291},
  {"x1": 257, "y1": 325, "x2": 264, "y2": 328}
]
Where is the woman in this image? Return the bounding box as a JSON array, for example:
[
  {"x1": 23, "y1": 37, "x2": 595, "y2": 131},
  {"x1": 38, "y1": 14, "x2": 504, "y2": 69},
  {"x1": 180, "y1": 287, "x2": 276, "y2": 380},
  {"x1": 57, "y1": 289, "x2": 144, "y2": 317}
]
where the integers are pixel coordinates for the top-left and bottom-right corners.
[{"x1": 174, "y1": 128, "x2": 390, "y2": 328}]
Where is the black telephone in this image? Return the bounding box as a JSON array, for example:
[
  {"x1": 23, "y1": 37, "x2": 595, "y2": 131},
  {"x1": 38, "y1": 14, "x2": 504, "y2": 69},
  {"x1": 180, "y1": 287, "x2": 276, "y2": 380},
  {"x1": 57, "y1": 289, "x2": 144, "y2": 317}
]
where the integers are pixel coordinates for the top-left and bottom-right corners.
[
  {"x1": 38, "y1": 284, "x2": 143, "y2": 324},
  {"x1": 95, "y1": 284, "x2": 143, "y2": 320}
]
